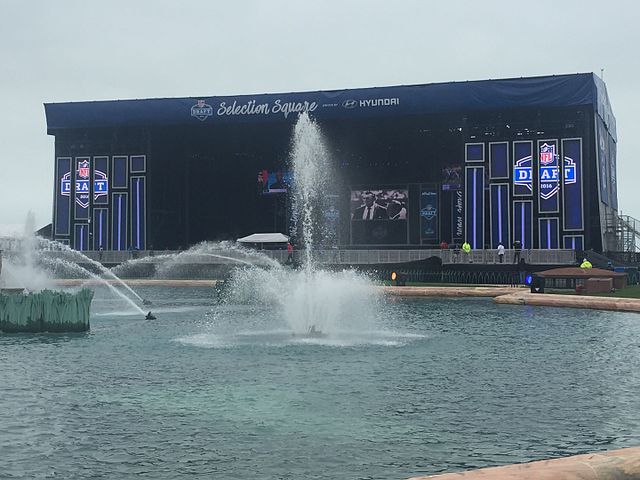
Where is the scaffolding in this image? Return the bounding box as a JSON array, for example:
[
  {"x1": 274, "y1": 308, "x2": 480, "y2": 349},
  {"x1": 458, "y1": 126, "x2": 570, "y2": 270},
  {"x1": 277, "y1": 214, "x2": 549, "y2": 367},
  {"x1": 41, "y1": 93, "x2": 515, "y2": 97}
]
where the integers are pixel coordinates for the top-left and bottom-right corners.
[{"x1": 605, "y1": 210, "x2": 640, "y2": 253}]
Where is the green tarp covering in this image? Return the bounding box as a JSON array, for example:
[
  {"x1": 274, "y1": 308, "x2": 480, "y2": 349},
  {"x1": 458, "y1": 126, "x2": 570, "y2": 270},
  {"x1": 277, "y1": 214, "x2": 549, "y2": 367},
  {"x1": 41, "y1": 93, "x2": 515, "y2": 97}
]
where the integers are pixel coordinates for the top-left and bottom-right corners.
[{"x1": 0, "y1": 289, "x2": 93, "y2": 333}]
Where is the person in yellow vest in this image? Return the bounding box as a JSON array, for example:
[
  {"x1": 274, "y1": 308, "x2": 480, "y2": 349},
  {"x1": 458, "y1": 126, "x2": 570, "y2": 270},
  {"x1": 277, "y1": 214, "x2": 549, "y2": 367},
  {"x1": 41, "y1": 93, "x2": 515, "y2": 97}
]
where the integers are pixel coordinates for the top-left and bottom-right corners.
[
  {"x1": 580, "y1": 258, "x2": 592, "y2": 268},
  {"x1": 462, "y1": 241, "x2": 471, "y2": 263}
]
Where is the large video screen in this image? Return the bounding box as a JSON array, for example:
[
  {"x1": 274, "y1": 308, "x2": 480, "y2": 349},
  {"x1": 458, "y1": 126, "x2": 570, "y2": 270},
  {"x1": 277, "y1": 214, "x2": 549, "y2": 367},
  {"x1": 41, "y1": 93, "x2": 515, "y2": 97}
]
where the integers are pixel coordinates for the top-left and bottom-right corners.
[
  {"x1": 257, "y1": 169, "x2": 292, "y2": 194},
  {"x1": 441, "y1": 165, "x2": 462, "y2": 190},
  {"x1": 350, "y1": 189, "x2": 408, "y2": 221}
]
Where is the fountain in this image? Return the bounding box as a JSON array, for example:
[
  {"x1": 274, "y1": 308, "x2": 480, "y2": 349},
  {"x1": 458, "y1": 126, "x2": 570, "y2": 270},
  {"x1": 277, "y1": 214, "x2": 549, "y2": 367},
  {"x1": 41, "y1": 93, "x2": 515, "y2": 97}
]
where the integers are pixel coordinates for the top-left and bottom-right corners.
[
  {"x1": 217, "y1": 112, "x2": 381, "y2": 337},
  {"x1": 0, "y1": 214, "x2": 150, "y2": 332}
]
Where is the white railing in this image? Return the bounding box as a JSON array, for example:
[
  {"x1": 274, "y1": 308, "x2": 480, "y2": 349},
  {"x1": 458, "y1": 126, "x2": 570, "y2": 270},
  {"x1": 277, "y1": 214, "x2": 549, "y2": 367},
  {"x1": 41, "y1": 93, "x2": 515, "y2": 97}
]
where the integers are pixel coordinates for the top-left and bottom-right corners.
[{"x1": 30, "y1": 248, "x2": 576, "y2": 265}]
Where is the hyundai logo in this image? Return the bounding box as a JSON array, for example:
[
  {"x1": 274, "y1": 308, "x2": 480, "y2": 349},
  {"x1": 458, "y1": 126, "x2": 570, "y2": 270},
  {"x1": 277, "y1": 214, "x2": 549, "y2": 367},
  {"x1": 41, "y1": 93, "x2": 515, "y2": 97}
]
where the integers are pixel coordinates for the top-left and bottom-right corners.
[{"x1": 342, "y1": 99, "x2": 357, "y2": 109}]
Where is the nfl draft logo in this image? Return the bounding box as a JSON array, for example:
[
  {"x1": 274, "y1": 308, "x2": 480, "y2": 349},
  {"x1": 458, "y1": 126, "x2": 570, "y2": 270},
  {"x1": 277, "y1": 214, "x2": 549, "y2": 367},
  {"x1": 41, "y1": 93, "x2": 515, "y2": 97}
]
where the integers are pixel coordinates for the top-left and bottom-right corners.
[
  {"x1": 539, "y1": 143, "x2": 559, "y2": 200},
  {"x1": 564, "y1": 156, "x2": 577, "y2": 185},
  {"x1": 94, "y1": 169, "x2": 109, "y2": 200},
  {"x1": 421, "y1": 205, "x2": 437, "y2": 220},
  {"x1": 514, "y1": 155, "x2": 532, "y2": 192},
  {"x1": 60, "y1": 172, "x2": 71, "y2": 196},
  {"x1": 539, "y1": 143, "x2": 555, "y2": 165},
  {"x1": 78, "y1": 160, "x2": 90, "y2": 179},
  {"x1": 75, "y1": 160, "x2": 91, "y2": 209},
  {"x1": 191, "y1": 99, "x2": 213, "y2": 121}
]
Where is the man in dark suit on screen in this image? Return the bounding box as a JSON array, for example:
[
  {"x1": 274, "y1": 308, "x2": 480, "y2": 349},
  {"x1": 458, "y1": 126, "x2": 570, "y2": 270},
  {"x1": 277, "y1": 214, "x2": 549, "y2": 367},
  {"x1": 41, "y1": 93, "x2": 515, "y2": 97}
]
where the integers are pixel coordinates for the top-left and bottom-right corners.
[{"x1": 353, "y1": 192, "x2": 388, "y2": 220}]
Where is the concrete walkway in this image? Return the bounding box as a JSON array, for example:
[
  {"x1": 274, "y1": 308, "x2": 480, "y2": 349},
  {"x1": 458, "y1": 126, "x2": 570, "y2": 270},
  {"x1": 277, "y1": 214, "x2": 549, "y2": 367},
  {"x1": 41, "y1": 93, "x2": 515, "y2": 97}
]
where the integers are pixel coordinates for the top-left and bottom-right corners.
[
  {"x1": 382, "y1": 285, "x2": 525, "y2": 297},
  {"x1": 407, "y1": 446, "x2": 640, "y2": 479},
  {"x1": 494, "y1": 291, "x2": 640, "y2": 313},
  {"x1": 382, "y1": 285, "x2": 640, "y2": 314}
]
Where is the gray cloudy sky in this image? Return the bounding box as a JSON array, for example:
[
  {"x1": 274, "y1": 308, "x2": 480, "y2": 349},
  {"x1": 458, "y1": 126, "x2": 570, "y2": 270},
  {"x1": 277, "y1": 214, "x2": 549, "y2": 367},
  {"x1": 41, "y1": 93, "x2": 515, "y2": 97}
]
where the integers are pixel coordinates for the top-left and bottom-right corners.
[{"x1": 1, "y1": 0, "x2": 639, "y2": 232}]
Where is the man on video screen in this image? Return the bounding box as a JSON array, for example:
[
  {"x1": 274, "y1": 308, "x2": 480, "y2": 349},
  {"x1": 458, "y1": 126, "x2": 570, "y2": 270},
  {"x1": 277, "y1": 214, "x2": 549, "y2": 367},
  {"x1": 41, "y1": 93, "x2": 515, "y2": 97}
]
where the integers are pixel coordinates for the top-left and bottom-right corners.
[{"x1": 353, "y1": 191, "x2": 388, "y2": 220}]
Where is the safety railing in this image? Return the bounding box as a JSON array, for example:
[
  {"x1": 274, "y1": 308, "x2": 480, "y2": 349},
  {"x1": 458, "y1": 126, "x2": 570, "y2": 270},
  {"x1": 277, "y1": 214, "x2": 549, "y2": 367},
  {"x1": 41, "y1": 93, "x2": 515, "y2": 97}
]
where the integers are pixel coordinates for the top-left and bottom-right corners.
[{"x1": 30, "y1": 248, "x2": 576, "y2": 266}]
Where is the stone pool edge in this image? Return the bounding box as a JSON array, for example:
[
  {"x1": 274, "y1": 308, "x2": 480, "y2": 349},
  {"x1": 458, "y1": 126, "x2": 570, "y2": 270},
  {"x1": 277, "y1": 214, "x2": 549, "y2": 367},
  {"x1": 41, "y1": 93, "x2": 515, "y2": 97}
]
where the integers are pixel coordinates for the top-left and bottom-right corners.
[
  {"x1": 407, "y1": 445, "x2": 640, "y2": 479},
  {"x1": 383, "y1": 286, "x2": 640, "y2": 314}
]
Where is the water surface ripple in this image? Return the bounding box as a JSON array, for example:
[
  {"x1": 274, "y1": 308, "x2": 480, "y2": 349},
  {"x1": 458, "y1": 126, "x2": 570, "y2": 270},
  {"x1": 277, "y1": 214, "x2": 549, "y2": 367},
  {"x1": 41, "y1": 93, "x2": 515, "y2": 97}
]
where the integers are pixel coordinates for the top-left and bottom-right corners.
[{"x1": 2, "y1": 289, "x2": 640, "y2": 479}]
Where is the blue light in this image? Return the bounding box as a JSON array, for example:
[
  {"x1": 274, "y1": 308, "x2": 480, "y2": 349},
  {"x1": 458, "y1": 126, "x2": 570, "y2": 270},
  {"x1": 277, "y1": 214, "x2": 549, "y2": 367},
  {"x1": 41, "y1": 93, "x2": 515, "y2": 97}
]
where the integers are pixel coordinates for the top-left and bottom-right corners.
[{"x1": 525, "y1": 275, "x2": 533, "y2": 285}]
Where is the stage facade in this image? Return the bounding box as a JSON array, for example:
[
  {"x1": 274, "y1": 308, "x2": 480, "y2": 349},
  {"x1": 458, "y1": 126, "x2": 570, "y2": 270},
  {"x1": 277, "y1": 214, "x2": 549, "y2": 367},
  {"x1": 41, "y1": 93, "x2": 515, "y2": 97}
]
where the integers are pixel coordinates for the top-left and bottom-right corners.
[{"x1": 45, "y1": 73, "x2": 618, "y2": 252}]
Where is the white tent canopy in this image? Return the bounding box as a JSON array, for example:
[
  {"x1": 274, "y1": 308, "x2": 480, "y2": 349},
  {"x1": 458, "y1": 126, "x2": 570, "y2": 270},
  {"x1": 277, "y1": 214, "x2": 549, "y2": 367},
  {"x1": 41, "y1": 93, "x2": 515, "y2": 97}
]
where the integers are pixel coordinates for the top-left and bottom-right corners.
[{"x1": 236, "y1": 233, "x2": 289, "y2": 244}]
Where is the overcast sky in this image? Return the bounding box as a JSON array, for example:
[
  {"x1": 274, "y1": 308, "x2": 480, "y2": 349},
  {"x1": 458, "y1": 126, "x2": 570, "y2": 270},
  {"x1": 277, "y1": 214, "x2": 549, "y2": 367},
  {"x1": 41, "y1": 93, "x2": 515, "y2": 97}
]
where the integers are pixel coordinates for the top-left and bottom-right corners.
[{"x1": 1, "y1": 0, "x2": 638, "y2": 233}]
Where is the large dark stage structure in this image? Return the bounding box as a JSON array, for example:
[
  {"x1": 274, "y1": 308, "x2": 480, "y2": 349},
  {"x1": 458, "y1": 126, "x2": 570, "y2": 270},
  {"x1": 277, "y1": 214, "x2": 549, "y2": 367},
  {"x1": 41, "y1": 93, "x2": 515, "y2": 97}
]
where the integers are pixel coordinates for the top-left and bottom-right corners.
[{"x1": 45, "y1": 73, "x2": 618, "y2": 252}]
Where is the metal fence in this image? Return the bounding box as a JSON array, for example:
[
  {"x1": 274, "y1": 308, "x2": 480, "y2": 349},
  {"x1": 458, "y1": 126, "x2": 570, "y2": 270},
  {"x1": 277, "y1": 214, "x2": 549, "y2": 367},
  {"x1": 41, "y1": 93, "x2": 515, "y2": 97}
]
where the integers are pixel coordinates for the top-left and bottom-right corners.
[{"x1": 31, "y1": 248, "x2": 576, "y2": 266}]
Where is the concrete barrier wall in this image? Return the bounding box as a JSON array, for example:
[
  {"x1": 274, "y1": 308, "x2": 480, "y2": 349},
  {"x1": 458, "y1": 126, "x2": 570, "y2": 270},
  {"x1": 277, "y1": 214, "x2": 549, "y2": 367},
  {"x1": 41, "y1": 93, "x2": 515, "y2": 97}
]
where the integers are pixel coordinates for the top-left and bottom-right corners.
[
  {"x1": 494, "y1": 292, "x2": 640, "y2": 314},
  {"x1": 407, "y1": 446, "x2": 640, "y2": 480}
]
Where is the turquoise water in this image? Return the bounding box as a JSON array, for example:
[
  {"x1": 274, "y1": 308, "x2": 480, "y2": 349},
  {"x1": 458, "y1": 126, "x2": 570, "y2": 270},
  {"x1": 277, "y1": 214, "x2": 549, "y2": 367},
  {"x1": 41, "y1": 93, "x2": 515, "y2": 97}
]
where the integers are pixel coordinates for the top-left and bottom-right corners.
[{"x1": 2, "y1": 287, "x2": 640, "y2": 479}]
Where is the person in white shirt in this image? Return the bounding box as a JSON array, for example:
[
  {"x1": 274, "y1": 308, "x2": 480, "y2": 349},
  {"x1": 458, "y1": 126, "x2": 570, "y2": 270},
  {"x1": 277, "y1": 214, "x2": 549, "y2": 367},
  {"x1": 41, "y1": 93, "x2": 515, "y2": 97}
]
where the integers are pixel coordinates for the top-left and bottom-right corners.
[{"x1": 497, "y1": 242, "x2": 505, "y2": 263}]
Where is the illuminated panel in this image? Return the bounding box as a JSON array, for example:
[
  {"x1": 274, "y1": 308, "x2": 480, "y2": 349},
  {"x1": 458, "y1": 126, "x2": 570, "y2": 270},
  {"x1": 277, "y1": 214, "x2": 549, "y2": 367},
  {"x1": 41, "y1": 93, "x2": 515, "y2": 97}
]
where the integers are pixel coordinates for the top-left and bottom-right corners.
[
  {"x1": 112, "y1": 156, "x2": 128, "y2": 189},
  {"x1": 465, "y1": 143, "x2": 484, "y2": 163},
  {"x1": 489, "y1": 142, "x2": 509, "y2": 179},
  {"x1": 538, "y1": 218, "x2": 559, "y2": 249},
  {"x1": 420, "y1": 184, "x2": 438, "y2": 244},
  {"x1": 490, "y1": 184, "x2": 509, "y2": 248},
  {"x1": 562, "y1": 138, "x2": 583, "y2": 231},
  {"x1": 608, "y1": 134, "x2": 618, "y2": 209},
  {"x1": 513, "y1": 200, "x2": 533, "y2": 249},
  {"x1": 451, "y1": 189, "x2": 464, "y2": 243},
  {"x1": 93, "y1": 208, "x2": 109, "y2": 250},
  {"x1": 465, "y1": 166, "x2": 484, "y2": 249},
  {"x1": 538, "y1": 140, "x2": 559, "y2": 213},
  {"x1": 597, "y1": 122, "x2": 609, "y2": 206},
  {"x1": 111, "y1": 193, "x2": 128, "y2": 251},
  {"x1": 130, "y1": 176, "x2": 146, "y2": 250},
  {"x1": 93, "y1": 156, "x2": 109, "y2": 205},
  {"x1": 513, "y1": 141, "x2": 533, "y2": 197},
  {"x1": 74, "y1": 156, "x2": 91, "y2": 220},
  {"x1": 54, "y1": 157, "x2": 72, "y2": 236},
  {"x1": 563, "y1": 235, "x2": 584, "y2": 251},
  {"x1": 74, "y1": 224, "x2": 89, "y2": 251},
  {"x1": 130, "y1": 155, "x2": 146, "y2": 173}
]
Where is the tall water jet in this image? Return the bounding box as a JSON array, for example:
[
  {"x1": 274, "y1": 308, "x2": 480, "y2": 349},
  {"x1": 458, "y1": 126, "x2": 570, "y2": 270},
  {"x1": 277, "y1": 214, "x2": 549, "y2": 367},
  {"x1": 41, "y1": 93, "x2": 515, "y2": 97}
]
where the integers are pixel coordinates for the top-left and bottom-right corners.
[
  {"x1": 222, "y1": 113, "x2": 382, "y2": 337},
  {"x1": 289, "y1": 112, "x2": 333, "y2": 269}
]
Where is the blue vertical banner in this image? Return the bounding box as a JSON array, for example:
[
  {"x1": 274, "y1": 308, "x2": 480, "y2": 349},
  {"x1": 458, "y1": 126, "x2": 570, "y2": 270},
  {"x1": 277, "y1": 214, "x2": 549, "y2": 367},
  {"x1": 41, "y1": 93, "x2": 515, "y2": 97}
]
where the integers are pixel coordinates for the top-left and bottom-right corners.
[
  {"x1": 130, "y1": 177, "x2": 146, "y2": 250},
  {"x1": 490, "y1": 184, "x2": 509, "y2": 248},
  {"x1": 597, "y1": 121, "x2": 609, "y2": 206},
  {"x1": 112, "y1": 156, "x2": 128, "y2": 189},
  {"x1": 538, "y1": 218, "x2": 559, "y2": 249},
  {"x1": 74, "y1": 224, "x2": 89, "y2": 251},
  {"x1": 562, "y1": 138, "x2": 583, "y2": 231},
  {"x1": 563, "y1": 235, "x2": 584, "y2": 250},
  {"x1": 608, "y1": 134, "x2": 618, "y2": 209},
  {"x1": 93, "y1": 156, "x2": 109, "y2": 205},
  {"x1": 54, "y1": 157, "x2": 72, "y2": 237},
  {"x1": 513, "y1": 141, "x2": 533, "y2": 196},
  {"x1": 465, "y1": 166, "x2": 484, "y2": 249},
  {"x1": 93, "y1": 208, "x2": 109, "y2": 250},
  {"x1": 74, "y1": 157, "x2": 91, "y2": 220},
  {"x1": 513, "y1": 200, "x2": 533, "y2": 249},
  {"x1": 420, "y1": 184, "x2": 438, "y2": 244},
  {"x1": 111, "y1": 193, "x2": 128, "y2": 251},
  {"x1": 537, "y1": 140, "x2": 559, "y2": 213},
  {"x1": 451, "y1": 189, "x2": 464, "y2": 244},
  {"x1": 489, "y1": 142, "x2": 509, "y2": 179}
]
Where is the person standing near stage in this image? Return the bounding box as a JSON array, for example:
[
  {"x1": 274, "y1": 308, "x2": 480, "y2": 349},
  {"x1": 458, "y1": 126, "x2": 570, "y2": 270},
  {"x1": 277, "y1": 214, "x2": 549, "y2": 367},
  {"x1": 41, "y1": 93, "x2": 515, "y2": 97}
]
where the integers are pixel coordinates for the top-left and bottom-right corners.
[
  {"x1": 287, "y1": 242, "x2": 294, "y2": 264},
  {"x1": 512, "y1": 239, "x2": 522, "y2": 264},
  {"x1": 462, "y1": 241, "x2": 471, "y2": 263},
  {"x1": 497, "y1": 242, "x2": 505, "y2": 263}
]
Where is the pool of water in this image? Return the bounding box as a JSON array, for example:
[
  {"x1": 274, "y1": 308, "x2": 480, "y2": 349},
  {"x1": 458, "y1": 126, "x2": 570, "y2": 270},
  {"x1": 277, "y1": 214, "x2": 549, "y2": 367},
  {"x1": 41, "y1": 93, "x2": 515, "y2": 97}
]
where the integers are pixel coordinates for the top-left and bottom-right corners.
[{"x1": 2, "y1": 286, "x2": 640, "y2": 479}]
